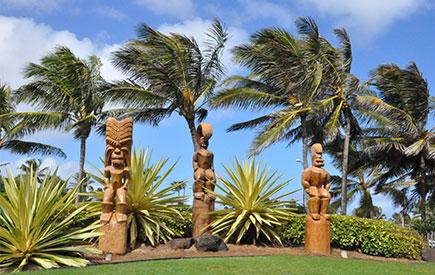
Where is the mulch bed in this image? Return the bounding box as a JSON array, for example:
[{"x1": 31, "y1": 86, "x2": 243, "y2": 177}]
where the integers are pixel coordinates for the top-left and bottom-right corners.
[{"x1": 86, "y1": 244, "x2": 424, "y2": 264}]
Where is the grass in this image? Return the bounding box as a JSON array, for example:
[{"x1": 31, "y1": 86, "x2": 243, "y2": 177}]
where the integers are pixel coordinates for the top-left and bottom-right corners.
[{"x1": 27, "y1": 255, "x2": 435, "y2": 275}]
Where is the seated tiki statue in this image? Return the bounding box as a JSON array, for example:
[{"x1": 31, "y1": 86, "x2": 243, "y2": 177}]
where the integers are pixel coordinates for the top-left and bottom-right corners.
[
  {"x1": 193, "y1": 123, "x2": 216, "y2": 208},
  {"x1": 302, "y1": 143, "x2": 331, "y2": 220},
  {"x1": 192, "y1": 123, "x2": 216, "y2": 237},
  {"x1": 100, "y1": 117, "x2": 133, "y2": 224}
]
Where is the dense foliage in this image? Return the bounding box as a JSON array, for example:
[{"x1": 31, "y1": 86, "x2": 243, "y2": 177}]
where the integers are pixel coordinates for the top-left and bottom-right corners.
[
  {"x1": 0, "y1": 83, "x2": 65, "y2": 158},
  {"x1": 209, "y1": 159, "x2": 295, "y2": 244},
  {"x1": 107, "y1": 20, "x2": 228, "y2": 152},
  {"x1": 281, "y1": 215, "x2": 427, "y2": 259},
  {"x1": 0, "y1": 169, "x2": 100, "y2": 271},
  {"x1": 163, "y1": 205, "x2": 192, "y2": 238},
  {"x1": 90, "y1": 149, "x2": 186, "y2": 248}
]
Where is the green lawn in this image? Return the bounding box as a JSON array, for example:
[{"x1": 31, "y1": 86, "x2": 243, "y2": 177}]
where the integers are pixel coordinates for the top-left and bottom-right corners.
[{"x1": 28, "y1": 255, "x2": 435, "y2": 275}]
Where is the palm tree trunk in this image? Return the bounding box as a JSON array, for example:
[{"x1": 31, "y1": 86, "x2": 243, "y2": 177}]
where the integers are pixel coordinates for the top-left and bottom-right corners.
[
  {"x1": 419, "y1": 155, "x2": 427, "y2": 218},
  {"x1": 76, "y1": 136, "x2": 87, "y2": 203},
  {"x1": 300, "y1": 116, "x2": 309, "y2": 170},
  {"x1": 400, "y1": 210, "x2": 405, "y2": 228},
  {"x1": 300, "y1": 115, "x2": 308, "y2": 211},
  {"x1": 341, "y1": 114, "x2": 351, "y2": 215},
  {"x1": 186, "y1": 118, "x2": 199, "y2": 152}
]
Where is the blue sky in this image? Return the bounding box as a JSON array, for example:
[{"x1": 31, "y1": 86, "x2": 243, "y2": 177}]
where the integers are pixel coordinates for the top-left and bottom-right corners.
[{"x1": 0, "y1": 0, "x2": 434, "y2": 217}]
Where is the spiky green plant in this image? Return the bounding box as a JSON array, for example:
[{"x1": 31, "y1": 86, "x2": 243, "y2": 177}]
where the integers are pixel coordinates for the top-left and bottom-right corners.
[
  {"x1": 0, "y1": 168, "x2": 100, "y2": 271},
  {"x1": 90, "y1": 149, "x2": 186, "y2": 248},
  {"x1": 209, "y1": 159, "x2": 295, "y2": 244}
]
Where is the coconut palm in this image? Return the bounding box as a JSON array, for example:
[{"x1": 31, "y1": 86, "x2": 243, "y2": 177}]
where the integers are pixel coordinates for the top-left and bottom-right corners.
[
  {"x1": 12, "y1": 47, "x2": 115, "y2": 198},
  {"x1": 383, "y1": 182, "x2": 417, "y2": 227},
  {"x1": 211, "y1": 18, "x2": 329, "y2": 169},
  {"x1": 171, "y1": 180, "x2": 187, "y2": 196},
  {"x1": 211, "y1": 19, "x2": 365, "y2": 214},
  {"x1": 0, "y1": 83, "x2": 65, "y2": 158},
  {"x1": 106, "y1": 20, "x2": 228, "y2": 151},
  {"x1": 329, "y1": 171, "x2": 379, "y2": 218},
  {"x1": 391, "y1": 212, "x2": 411, "y2": 227},
  {"x1": 358, "y1": 62, "x2": 435, "y2": 217},
  {"x1": 311, "y1": 27, "x2": 369, "y2": 215}
]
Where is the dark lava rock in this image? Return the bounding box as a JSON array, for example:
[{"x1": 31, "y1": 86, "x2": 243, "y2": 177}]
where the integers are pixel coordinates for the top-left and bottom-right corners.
[
  {"x1": 169, "y1": 238, "x2": 194, "y2": 250},
  {"x1": 194, "y1": 235, "x2": 228, "y2": 252},
  {"x1": 422, "y1": 248, "x2": 435, "y2": 262}
]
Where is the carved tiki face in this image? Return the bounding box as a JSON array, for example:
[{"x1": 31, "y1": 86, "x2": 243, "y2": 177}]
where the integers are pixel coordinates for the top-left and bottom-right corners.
[
  {"x1": 311, "y1": 143, "x2": 324, "y2": 167},
  {"x1": 196, "y1": 123, "x2": 213, "y2": 150},
  {"x1": 105, "y1": 117, "x2": 133, "y2": 169}
]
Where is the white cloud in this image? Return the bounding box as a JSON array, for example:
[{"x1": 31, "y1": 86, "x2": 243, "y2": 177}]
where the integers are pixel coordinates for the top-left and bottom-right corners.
[
  {"x1": 0, "y1": 16, "x2": 123, "y2": 88},
  {"x1": 8, "y1": 157, "x2": 78, "y2": 179},
  {"x1": 96, "y1": 6, "x2": 127, "y2": 21},
  {"x1": 158, "y1": 18, "x2": 249, "y2": 76},
  {"x1": 238, "y1": 0, "x2": 294, "y2": 27},
  {"x1": 0, "y1": 0, "x2": 64, "y2": 11},
  {"x1": 132, "y1": 0, "x2": 194, "y2": 19},
  {"x1": 302, "y1": 0, "x2": 429, "y2": 39}
]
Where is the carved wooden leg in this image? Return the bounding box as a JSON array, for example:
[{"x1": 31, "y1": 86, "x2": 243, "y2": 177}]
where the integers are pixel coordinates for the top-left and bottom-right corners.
[
  {"x1": 101, "y1": 202, "x2": 114, "y2": 222},
  {"x1": 307, "y1": 197, "x2": 320, "y2": 220},
  {"x1": 320, "y1": 198, "x2": 330, "y2": 220}
]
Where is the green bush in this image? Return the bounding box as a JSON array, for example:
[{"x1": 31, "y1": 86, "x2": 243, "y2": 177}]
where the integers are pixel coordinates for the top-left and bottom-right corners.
[
  {"x1": 281, "y1": 215, "x2": 427, "y2": 259},
  {"x1": 164, "y1": 205, "x2": 192, "y2": 238},
  {"x1": 412, "y1": 216, "x2": 435, "y2": 236}
]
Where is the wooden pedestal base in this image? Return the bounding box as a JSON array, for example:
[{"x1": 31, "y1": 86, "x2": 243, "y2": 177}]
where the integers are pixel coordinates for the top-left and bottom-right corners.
[
  {"x1": 99, "y1": 217, "x2": 128, "y2": 255},
  {"x1": 192, "y1": 198, "x2": 210, "y2": 237},
  {"x1": 304, "y1": 215, "x2": 330, "y2": 256}
]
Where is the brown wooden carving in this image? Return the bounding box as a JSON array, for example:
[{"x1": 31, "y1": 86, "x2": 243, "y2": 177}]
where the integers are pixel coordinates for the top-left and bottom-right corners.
[
  {"x1": 99, "y1": 117, "x2": 133, "y2": 255},
  {"x1": 192, "y1": 123, "x2": 216, "y2": 237},
  {"x1": 301, "y1": 143, "x2": 331, "y2": 255}
]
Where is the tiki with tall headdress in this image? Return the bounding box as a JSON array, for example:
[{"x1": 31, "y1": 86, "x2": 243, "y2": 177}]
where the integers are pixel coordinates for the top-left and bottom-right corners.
[
  {"x1": 192, "y1": 122, "x2": 216, "y2": 237},
  {"x1": 99, "y1": 117, "x2": 133, "y2": 255}
]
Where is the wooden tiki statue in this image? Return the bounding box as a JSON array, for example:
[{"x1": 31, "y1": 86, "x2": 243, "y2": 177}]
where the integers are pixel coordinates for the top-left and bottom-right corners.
[
  {"x1": 301, "y1": 143, "x2": 331, "y2": 255},
  {"x1": 99, "y1": 117, "x2": 133, "y2": 255},
  {"x1": 192, "y1": 122, "x2": 216, "y2": 237}
]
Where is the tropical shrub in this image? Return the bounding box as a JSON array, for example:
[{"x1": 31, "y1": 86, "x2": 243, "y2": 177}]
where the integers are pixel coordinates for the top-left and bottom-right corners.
[
  {"x1": 0, "y1": 169, "x2": 100, "y2": 271},
  {"x1": 90, "y1": 149, "x2": 186, "y2": 248},
  {"x1": 163, "y1": 204, "x2": 192, "y2": 238},
  {"x1": 209, "y1": 159, "x2": 295, "y2": 244},
  {"x1": 281, "y1": 215, "x2": 427, "y2": 259},
  {"x1": 413, "y1": 218, "x2": 435, "y2": 235}
]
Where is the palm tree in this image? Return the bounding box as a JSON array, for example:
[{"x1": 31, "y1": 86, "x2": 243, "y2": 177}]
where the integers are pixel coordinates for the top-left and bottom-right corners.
[
  {"x1": 312, "y1": 27, "x2": 370, "y2": 215},
  {"x1": 211, "y1": 18, "x2": 332, "y2": 170},
  {"x1": 171, "y1": 180, "x2": 187, "y2": 196},
  {"x1": 106, "y1": 20, "x2": 228, "y2": 151},
  {"x1": 12, "y1": 47, "x2": 114, "y2": 200},
  {"x1": 0, "y1": 83, "x2": 65, "y2": 158},
  {"x1": 383, "y1": 182, "x2": 417, "y2": 227},
  {"x1": 329, "y1": 171, "x2": 380, "y2": 218},
  {"x1": 210, "y1": 18, "x2": 365, "y2": 214},
  {"x1": 358, "y1": 62, "x2": 435, "y2": 217},
  {"x1": 391, "y1": 212, "x2": 411, "y2": 227},
  {"x1": 18, "y1": 158, "x2": 48, "y2": 183}
]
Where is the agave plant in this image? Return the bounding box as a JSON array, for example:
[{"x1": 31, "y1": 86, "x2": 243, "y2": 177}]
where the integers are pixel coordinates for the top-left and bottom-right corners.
[
  {"x1": 209, "y1": 159, "x2": 296, "y2": 244},
  {"x1": 0, "y1": 168, "x2": 100, "y2": 271},
  {"x1": 90, "y1": 149, "x2": 186, "y2": 248}
]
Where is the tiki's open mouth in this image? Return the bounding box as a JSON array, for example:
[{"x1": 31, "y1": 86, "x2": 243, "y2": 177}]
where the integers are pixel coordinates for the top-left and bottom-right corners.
[{"x1": 314, "y1": 158, "x2": 324, "y2": 167}]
